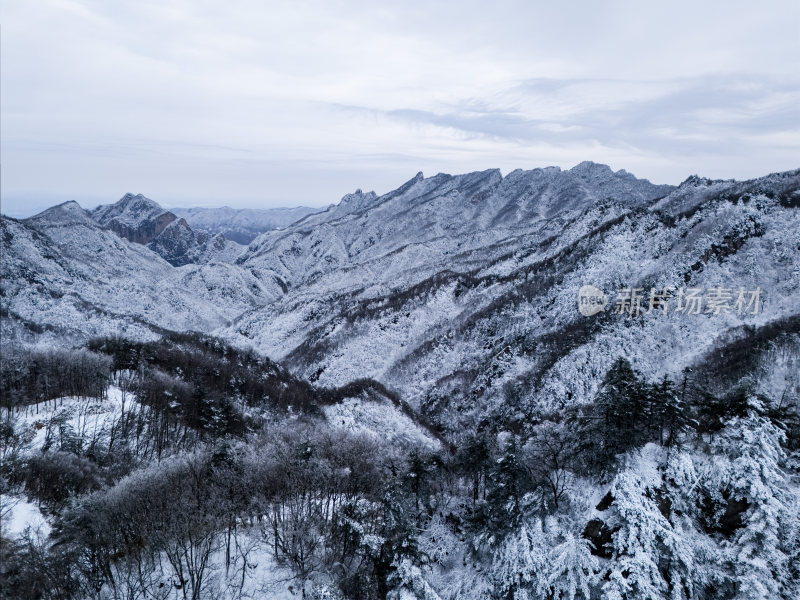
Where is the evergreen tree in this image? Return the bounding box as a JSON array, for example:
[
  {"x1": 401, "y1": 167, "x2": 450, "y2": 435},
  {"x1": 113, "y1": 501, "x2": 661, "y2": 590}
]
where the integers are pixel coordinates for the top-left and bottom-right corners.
[
  {"x1": 711, "y1": 415, "x2": 798, "y2": 599},
  {"x1": 455, "y1": 433, "x2": 492, "y2": 506},
  {"x1": 372, "y1": 484, "x2": 421, "y2": 600},
  {"x1": 485, "y1": 436, "x2": 529, "y2": 536},
  {"x1": 492, "y1": 520, "x2": 548, "y2": 600},
  {"x1": 405, "y1": 449, "x2": 441, "y2": 523},
  {"x1": 576, "y1": 357, "x2": 649, "y2": 472},
  {"x1": 545, "y1": 530, "x2": 600, "y2": 600},
  {"x1": 649, "y1": 375, "x2": 689, "y2": 446}
]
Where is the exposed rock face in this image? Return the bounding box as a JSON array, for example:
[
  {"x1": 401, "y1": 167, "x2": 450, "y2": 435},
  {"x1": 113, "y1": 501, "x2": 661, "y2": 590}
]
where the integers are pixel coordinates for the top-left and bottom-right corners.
[
  {"x1": 147, "y1": 218, "x2": 243, "y2": 266},
  {"x1": 91, "y1": 193, "x2": 177, "y2": 244},
  {"x1": 147, "y1": 218, "x2": 206, "y2": 266},
  {"x1": 111, "y1": 211, "x2": 176, "y2": 244},
  {"x1": 582, "y1": 519, "x2": 615, "y2": 558},
  {"x1": 91, "y1": 194, "x2": 244, "y2": 266}
]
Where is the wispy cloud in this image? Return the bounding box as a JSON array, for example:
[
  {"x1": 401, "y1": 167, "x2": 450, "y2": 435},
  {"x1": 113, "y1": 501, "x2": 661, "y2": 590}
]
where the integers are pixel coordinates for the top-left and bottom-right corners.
[
  {"x1": 2, "y1": 0, "x2": 799, "y2": 215},
  {"x1": 331, "y1": 73, "x2": 800, "y2": 167}
]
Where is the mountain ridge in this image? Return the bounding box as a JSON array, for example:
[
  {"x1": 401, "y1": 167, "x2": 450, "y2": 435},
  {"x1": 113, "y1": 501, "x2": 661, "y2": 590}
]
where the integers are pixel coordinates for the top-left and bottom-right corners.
[{"x1": 3, "y1": 163, "x2": 797, "y2": 436}]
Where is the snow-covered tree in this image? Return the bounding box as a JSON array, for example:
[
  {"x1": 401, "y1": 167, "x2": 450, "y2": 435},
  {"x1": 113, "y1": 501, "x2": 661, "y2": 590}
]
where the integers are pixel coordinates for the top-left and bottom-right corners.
[
  {"x1": 543, "y1": 529, "x2": 599, "y2": 600},
  {"x1": 485, "y1": 436, "x2": 529, "y2": 536},
  {"x1": 711, "y1": 414, "x2": 798, "y2": 599},
  {"x1": 491, "y1": 520, "x2": 548, "y2": 600},
  {"x1": 602, "y1": 450, "x2": 699, "y2": 600}
]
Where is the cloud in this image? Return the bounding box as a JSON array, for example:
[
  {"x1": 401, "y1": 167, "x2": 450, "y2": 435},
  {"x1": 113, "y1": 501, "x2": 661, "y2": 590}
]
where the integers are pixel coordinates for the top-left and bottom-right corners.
[
  {"x1": 331, "y1": 73, "x2": 799, "y2": 165},
  {"x1": 2, "y1": 0, "x2": 799, "y2": 216}
]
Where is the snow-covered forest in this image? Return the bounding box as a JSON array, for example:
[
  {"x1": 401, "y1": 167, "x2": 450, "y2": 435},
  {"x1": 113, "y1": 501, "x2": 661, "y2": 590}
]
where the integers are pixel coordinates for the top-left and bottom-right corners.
[
  {"x1": 2, "y1": 163, "x2": 800, "y2": 599},
  {"x1": 1, "y1": 319, "x2": 799, "y2": 599},
  {"x1": 4, "y1": 0, "x2": 800, "y2": 595}
]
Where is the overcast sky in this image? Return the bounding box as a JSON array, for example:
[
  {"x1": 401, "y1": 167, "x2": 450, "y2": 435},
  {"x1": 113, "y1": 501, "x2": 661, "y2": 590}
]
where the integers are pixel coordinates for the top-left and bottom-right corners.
[{"x1": 2, "y1": 0, "x2": 799, "y2": 217}]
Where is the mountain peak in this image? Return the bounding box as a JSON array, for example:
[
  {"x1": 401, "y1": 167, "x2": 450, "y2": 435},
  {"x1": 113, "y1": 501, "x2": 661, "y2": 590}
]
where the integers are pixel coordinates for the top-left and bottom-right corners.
[
  {"x1": 121, "y1": 192, "x2": 146, "y2": 201},
  {"x1": 678, "y1": 174, "x2": 719, "y2": 188},
  {"x1": 569, "y1": 161, "x2": 615, "y2": 177},
  {"x1": 111, "y1": 193, "x2": 163, "y2": 215},
  {"x1": 389, "y1": 171, "x2": 425, "y2": 196},
  {"x1": 25, "y1": 200, "x2": 97, "y2": 227},
  {"x1": 93, "y1": 193, "x2": 165, "y2": 222},
  {"x1": 91, "y1": 193, "x2": 176, "y2": 245},
  {"x1": 340, "y1": 188, "x2": 377, "y2": 205}
]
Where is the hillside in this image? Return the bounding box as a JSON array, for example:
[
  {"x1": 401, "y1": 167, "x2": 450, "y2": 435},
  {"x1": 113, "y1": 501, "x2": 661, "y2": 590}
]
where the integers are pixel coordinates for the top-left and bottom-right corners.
[
  {"x1": 2, "y1": 163, "x2": 799, "y2": 600},
  {"x1": 225, "y1": 165, "x2": 800, "y2": 434}
]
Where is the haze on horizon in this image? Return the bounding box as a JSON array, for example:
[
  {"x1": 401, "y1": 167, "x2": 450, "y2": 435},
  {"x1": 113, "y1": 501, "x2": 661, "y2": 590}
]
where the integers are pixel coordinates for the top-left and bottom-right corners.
[{"x1": 2, "y1": 0, "x2": 799, "y2": 218}]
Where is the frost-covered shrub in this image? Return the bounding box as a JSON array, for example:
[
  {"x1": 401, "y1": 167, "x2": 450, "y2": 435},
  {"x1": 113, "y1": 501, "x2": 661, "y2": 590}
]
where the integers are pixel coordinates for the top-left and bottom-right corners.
[{"x1": 25, "y1": 450, "x2": 102, "y2": 506}]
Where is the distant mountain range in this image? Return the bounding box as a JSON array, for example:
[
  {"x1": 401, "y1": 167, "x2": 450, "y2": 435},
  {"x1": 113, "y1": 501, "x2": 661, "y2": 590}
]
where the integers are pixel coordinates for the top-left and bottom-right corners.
[
  {"x1": 2, "y1": 162, "x2": 798, "y2": 433},
  {"x1": 86, "y1": 193, "x2": 323, "y2": 266},
  {"x1": 171, "y1": 205, "x2": 324, "y2": 244}
]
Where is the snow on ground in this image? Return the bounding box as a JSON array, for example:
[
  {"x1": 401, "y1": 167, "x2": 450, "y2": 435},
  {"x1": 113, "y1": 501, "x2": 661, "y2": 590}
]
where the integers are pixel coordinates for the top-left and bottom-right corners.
[
  {"x1": 324, "y1": 396, "x2": 440, "y2": 451},
  {"x1": 0, "y1": 494, "x2": 52, "y2": 538},
  {"x1": 9, "y1": 385, "x2": 130, "y2": 453},
  {"x1": 1, "y1": 387, "x2": 131, "y2": 541},
  {"x1": 100, "y1": 529, "x2": 306, "y2": 600}
]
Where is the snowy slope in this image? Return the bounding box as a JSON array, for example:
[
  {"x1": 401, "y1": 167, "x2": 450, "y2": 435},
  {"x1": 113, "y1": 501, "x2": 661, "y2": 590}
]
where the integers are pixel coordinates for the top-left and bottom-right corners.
[
  {"x1": 1, "y1": 202, "x2": 281, "y2": 345},
  {"x1": 4, "y1": 163, "x2": 798, "y2": 435},
  {"x1": 223, "y1": 166, "x2": 800, "y2": 432},
  {"x1": 237, "y1": 163, "x2": 672, "y2": 293}
]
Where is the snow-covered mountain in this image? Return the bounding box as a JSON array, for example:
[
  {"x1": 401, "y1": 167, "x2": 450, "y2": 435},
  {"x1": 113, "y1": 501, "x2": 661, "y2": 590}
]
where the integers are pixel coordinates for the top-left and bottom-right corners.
[
  {"x1": 1, "y1": 201, "x2": 279, "y2": 345},
  {"x1": 91, "y1": 193, "x2": 245, "y2": 266},
  {"x1": 171, "y1": 205, "x2": 325, "y2": 244},
  {"x1": 238, "y1": 163, "x2": 673, "y2": 292},
  {"x1": 222, "y1": 163, "x2": 799, "y2": 432},
  {"x1": 91, "y1": 193, "x2": 176, "y2": 245},
  {"x1": 3, "y1": 163, "x2": 798, "y2": 434},
  {"x1": 3, "y1": 162, "x2": 800, "y2": 600}
]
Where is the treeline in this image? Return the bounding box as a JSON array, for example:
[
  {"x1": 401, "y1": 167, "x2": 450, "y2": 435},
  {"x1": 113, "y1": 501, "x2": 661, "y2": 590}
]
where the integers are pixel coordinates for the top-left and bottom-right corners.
[
  {"x1": 1, "y1": 332, "x2": 355, "y2": 438},
  {"x1": 87, "y1": 332, "x2": 320, "y2": 413},
  {"x1": 1, "y1": 348, "x2": 110, "y2": 413},
  {"x1": 2, "y1": 333, "x2": 430, "y2": 448},
  {"x1": 1, "y1": 424, "x2": 448, "y2": 599}
]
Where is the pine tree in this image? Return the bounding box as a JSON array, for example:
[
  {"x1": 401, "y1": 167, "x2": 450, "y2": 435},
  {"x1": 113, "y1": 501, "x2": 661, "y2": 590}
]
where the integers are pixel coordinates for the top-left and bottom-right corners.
[
  {"x1": 649, "y1": 375, "x2": 689, "y2": 446},
  {"x1": 404, "y1": 449, "x2": 442, "y2": 524},
  {"x1": 577, "y1": 357, "x2": 649, "y2": 472},
  {"x1": 602, "y1": 468, "x2": 696, "y2": 600},
  {"x1": 711, "y1": 414, "x2": 798, "y2": 599},
  {"x1": 492, "y1": 520, "x2": 548, "y2": 600},
  {"x1": 456, "y1": 433, "x2": 492, "y2": 506},
  {"x1": 485, "y1": 436, "x2": 529, "y2": 536},
  {"x1": 545, "y1": 529, "x2": 600, "y2": 600}
]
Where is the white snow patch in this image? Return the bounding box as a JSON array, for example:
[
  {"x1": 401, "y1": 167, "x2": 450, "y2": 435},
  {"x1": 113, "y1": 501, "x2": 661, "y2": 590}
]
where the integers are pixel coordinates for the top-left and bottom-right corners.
[
  {"x1": 324, "y1": 396, "x2": 439, "y2": 450},
  {"x1": 1, "y1": 494, "x2": 52, "y2": 538}
]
